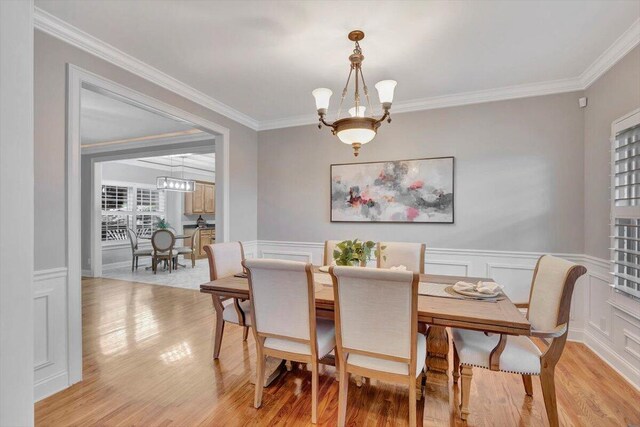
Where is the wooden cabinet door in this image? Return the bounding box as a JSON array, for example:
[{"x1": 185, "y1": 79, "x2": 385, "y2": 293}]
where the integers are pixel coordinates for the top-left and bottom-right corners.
[
  {"x1": 204, "y1": 184, "x2": 215, "y2": 213},
  {"x1": 193, "y1": 183, "x2": 205, "y2": 213},
  {"x1": 199, "y1": 231, "x2": 212, "y2": 256},
  {"x1": 184, "y1": 192, "x2": 193, "y2": 215}
]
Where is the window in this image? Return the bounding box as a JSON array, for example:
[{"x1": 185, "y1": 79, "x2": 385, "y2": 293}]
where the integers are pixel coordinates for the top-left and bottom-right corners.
[
  {"x1": 611, "y1": 111, "x2": 640, "y2": 300},
  {"x1": 101, "y1": 182, "x2": 165, "y2": 242}
]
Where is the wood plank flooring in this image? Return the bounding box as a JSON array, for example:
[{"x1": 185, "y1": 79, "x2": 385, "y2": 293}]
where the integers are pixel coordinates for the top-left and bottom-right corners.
[{"x1": 36, "y1": 278, "x2": 640, "y2": 426}]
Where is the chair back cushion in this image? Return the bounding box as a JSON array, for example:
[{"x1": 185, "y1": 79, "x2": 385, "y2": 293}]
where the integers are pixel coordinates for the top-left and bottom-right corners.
[
  {"x1": 331, "y1": 266, "x2": 417, "y2": 359},
  {"x1": 244, "y1": 259, "x2": 312, "y2": 341},
  {"x1": 205, "y1": 241, "x2": 244, "y2": 280},
  {"x1": 127, "y1": 227, "x2": 138, "y2": 251},
  {"x1": 152, "y1": 230, "x2": 174, "y2": 252},
  {"x1": 324, "y1": 240, "x2": 341, "y2": 265},
  {"x1": 378, "y1": 242, "x2": 425, "y2": 273},
  {"x1": 528, "y1": 255, "x2": 581, "y2": 332}
]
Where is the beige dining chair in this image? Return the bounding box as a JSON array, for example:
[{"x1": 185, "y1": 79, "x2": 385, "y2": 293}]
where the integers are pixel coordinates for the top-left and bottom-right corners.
[
  {"x1": 243, "y1": 258, "x2": 336, "y2": 424},
  {"x1": 151, "y1": 229, "x2": 175, "y2": 274},
  {"x1": 329, "y1": 266, "x2": 425, "y2": 427},
  {"x1": 174, "y1": 227, "x2": 201, "y2": 268},
  {"x1": 376, "y1": 242, "x2": 426, "y2": 273},
  {"x1": 127, "y1": 227, "x2": 152, "y2": 271},
  {"x1": 451, "y1": 255, "x2": 586, "y2": 426},
  {"x1": 203, "y1": 241, "x2": 251, "y2": 359}
]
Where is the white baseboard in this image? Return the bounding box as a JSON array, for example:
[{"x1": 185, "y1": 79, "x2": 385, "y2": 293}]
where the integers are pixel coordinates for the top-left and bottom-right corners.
[
  {"x1": 583, "y1": 329, "x2": 640, "y2": 391},
  {"x1": 34, "y1": 371, "x2": 69, "y2": 401}
]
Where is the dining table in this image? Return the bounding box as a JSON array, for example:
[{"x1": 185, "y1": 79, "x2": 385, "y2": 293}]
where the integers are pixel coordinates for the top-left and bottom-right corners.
[{"x1": 200, "y1": 267, "x2": 531, "y2": 393}]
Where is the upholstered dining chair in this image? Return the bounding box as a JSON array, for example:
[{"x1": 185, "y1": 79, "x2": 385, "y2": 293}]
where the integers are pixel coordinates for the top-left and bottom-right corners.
[
  {"x1": 376, "y1": 242, "x2": 426, "y2": 273},
  {"x1": 329, "y1": 266, "x2": 425, "y2": 427},
  {"x1": 127, "y1": 227, "x2": 152, "y2": 271},
  {"x1": 174, "y1": 227, "x2": 201, "y2": 269},
  {"x1": 151, "y1": 229, "x2": 175, "y2": 274},
  {"x1": 451, "y1": 255, "x2": 586, "y2": 426},
  {"x1": 243, "y1": 258, "x2": 335, "y2": 424},
  {"x1": 203, "y1": 241, "x2": 251, "y2": 359}
]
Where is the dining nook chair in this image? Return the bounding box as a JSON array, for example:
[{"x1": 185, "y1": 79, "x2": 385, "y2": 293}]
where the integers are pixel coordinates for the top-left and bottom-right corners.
[
  {"x1": 451, "y1": 255, "x2": 587, "y2": 426},
  {"x1": 203, "y1": 241, "x2": 251, "y2": 359},
  {"x1": 243, "y1": 258, "x2": 336, "y2": 424},
  {"x1": 377, "y1": 241, "x2": 426, "y2": 273},
  {"x1": 329, "y1": 266, "x2": 425, "y2": 427},
  {"x1": 126, "y1": 227, "x2": 152, "y2": 271},
  {"x1": 323, "y1": 240, "x2": 340, "y2": 266},
  {"x1": 151, "y1": 229, "x2": 175, "y2": 274},
  {"x1": 174, "y1": 227, "x2": 201, "y2": 268}
]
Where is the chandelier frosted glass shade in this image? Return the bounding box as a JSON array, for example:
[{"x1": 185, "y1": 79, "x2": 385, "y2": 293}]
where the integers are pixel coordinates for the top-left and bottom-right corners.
[
  {"x1": 156, "y1": 176, "x2": 196, "y2": 193},
  {"x1": 312, "y1": 88, "x2": 333, "y2": 112},
  {"x1": 374, "y1": 80, "x2": 397, "y2": 105},
  {"x1": 312, "y1": 30, "x2": 395, "y2": 157}
]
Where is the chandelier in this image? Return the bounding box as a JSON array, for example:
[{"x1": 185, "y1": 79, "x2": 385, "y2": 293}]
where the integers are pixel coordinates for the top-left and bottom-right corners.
[
  {"x1": 312, "y1": 30, "x2": 396, "y2": 157},
  {"x1": 156, "y1": 155, "x2": 195, "y2": 193}
]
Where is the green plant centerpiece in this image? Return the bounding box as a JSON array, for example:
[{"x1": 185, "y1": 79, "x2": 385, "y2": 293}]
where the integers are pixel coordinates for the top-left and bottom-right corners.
[
  {"x1": 155, "y1": 218, "x2": 171, "y2": 230},
  {"x1": 333, "y1": 239, "x2": 384, "y2": 267}
]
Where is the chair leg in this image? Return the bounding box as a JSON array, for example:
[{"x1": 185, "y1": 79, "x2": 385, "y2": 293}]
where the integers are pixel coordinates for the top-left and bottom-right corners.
[
  {"x1": 311, "y1": 361, "x2": 318, "y2": 424},
  {"x1": 213, "y1": 317, "x2": 225, "y2": 359},
  {"x1": 153, "y1": 257, "x2": 157, "y2": 274},
  {"x1": 337, "y1": 356, "x2": 349, "y2": 427},
  {"x1": 409, "y1": 377, "x2": 417, "y2": 427},
  {"x1": 243, "y1": 326, "x2": 249, "y2": 341},
  {"x1": 135, "y1": 256, "x2": 139, "y2": 269},
  {"x1": 522, "y1": 374, "x2": 533, "y2": 396},
  {"x1": 192, "y1": 254, "x2": 195, "y2": 268},
  {"x1": 540, "y1": 368, "x2": 559, "y2": 427},
  {"x1": 254, "y1": 344, "x2": 266, "y2": 408},
  {"x1": 460, "y1": 365, "x2": 473, "y2": 421},
  {"x1": 453, "y1": 345, "x2": 461, "y2": 384},
  {"x1": 131, "y1": 256, "x2": 135, "y2": 272}
]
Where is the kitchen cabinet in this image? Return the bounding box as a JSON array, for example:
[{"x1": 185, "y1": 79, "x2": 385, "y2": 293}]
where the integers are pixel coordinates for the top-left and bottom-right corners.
[{"x1": 184, "y1": 181, "x2": 215, "y2": 214}]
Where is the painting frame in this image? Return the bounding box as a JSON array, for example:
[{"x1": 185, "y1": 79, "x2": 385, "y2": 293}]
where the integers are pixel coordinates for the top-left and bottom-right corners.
[{"x1": 330, "y1": 156, "x2": 455, "y2": 224}]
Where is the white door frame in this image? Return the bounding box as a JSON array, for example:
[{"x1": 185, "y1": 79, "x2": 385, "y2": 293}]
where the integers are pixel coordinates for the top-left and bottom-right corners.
[{"x1": 67, "y1": 64, "x2": 230, "y2": 383}]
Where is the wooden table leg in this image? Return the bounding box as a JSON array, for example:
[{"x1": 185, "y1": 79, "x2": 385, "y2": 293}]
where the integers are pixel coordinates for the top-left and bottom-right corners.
[{"x1": 425, "y1": 326, "x2": 449, "y2": 386}]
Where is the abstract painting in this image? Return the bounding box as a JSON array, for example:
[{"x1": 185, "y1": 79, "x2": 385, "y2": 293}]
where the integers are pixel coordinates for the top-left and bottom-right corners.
[{"x1": 330, "y1": 157, "x2": 454, "y2": 223}]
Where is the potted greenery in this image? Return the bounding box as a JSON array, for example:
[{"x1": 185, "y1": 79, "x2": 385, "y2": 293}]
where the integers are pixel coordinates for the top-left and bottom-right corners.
[
  {"x1": 332, "y1": 239, "x2": 385, "y2": 267},
  {"x1": 155, "y1": 218, "x2": 171, "y2": 230}
]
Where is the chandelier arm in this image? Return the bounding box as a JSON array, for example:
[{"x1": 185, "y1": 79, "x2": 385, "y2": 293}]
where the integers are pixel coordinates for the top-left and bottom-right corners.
[
  {"x1": 358, "y1": 66, "x2": 374, "y2": 117},
  {"x1": 318, "y1": 114, "x2": 336, "y2": 129},
  {"x1": 373, "y1": 108, "x2": 391, "y2": 125},
  {"x1": 336, "y1": 66, "x2": 353, "y2": 120}
]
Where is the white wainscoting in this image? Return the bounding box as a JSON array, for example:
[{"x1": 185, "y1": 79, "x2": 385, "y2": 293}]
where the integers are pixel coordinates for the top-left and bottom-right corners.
[
  {"x1": 256, "y1": 240, "x2": 639, "y2": 390},
  {"x1": 33, "y1": 267, "x2": 69, "y2": 401}
]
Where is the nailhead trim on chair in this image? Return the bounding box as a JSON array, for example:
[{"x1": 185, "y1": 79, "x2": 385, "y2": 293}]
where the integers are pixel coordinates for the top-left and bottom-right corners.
[{"x1": 461, "y1": 363, "x2": 540, "y2": 376}]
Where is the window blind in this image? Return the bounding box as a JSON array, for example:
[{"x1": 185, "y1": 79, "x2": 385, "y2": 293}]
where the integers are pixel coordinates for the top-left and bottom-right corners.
[
  {"x1": 612, "y1": 124, "x2": 640, "y2": 299},
  {"x1": 101, "y1": 184, "x2": 165, "y2": 242}
]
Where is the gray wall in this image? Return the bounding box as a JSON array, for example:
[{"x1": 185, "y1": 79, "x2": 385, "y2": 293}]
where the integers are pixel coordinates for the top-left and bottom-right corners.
[
  {"x1": 0, "y1": 1, "x2": 34, "y2": 424},
  {"x1": 35, "y1": 31, "x2": 258, "y2": 271},
  {"x1": 258, "y1": 92, "x2": 586, "y2": 253},
  {"x1": 584, "y1": 46, "x2": 640, "y2": 259}
]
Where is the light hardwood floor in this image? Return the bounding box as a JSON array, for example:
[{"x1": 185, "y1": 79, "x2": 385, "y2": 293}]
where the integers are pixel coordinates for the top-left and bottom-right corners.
[{"x1": 36, "y1": 278, "x2": 640, "y2": 426}]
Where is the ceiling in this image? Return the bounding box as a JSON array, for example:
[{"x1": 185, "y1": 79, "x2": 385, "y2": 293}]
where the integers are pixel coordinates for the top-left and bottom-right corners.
[
  {"x1": 113, "y1": 153, "x2": 215, "y2": 176},
  {"x1": 38, "y1": 1, "x2": 640, "y2": 128},
  {"x1": 81, "y1": 88, "x2": 197, "y2": 145}
]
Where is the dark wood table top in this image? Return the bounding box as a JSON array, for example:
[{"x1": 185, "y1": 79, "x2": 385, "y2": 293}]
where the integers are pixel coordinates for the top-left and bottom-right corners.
[{"x1": 200, "y1": 268, "x2": 531, "y2": 336}]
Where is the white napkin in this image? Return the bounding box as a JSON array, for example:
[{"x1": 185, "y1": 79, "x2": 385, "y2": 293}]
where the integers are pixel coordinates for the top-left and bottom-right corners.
[
  {"x1": 453, "y1": 281, "x2": 503, "y2": 294},
  {"x1": 389, "y1": 265, "x2": 407, "y2": 271}
]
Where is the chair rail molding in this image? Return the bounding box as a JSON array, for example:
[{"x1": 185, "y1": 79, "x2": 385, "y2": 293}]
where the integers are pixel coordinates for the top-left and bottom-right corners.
[{"x1": 255, "y1": 240, "x2": 640, "y2": 390}]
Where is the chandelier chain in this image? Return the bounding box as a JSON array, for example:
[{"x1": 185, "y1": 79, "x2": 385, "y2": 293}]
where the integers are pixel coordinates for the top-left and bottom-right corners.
[
  {"x1": 336, "y1": 66, "x2": 353, "y2": 120},
  {"x1": 359, "y1": 66, "x2": 374, "y2": 117}
]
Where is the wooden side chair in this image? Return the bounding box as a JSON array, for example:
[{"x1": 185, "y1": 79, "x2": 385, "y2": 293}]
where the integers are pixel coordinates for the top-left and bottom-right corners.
[
  {"x1": 126, "y1": 227, "x2": 152, "y2": 271},
  {"x1": 174, "y1": 227, "x2": 201, "y2": 268},
  {"x1": 329, "y1": 266, "x2": 425, "y2": 427},
  {"x1": 203, "y1": 241, "x2": 251, "y2": 359},
  {"x1": 376, "y1": 242, "x2": 426, "y2": 273},
  {"x1": 151, "y1": 229, "x2": 175, "y2": 274},
  {"x1": 451, "y1": 255, "x2": 587, "y2": 426},
  {"x1": 243, "y1": 258, "x2": 336, "y2": 424}
]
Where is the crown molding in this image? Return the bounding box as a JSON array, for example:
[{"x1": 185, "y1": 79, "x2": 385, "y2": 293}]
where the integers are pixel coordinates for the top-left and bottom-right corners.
[
  {"x1": 257, "y1": 77, "x2": 584, "y2": 131},
  {"x1": 33, "y1": 7, "x2": 260, "y2": 131},
  {"x1": 34, "y1": 8, "x2": 640, "y2": 132},
  {"x1": 580, "y1": 18, "x2": 640, "y2": 89}
]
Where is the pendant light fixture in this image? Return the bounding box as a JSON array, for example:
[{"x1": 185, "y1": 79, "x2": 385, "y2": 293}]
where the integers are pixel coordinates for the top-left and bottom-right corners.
[
  {"x1": 312, "y1": 30, "x2": 397, "y2": 156},
  {"x1": 156, "y1": 155, "x2": 195, "y2": 193}
]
